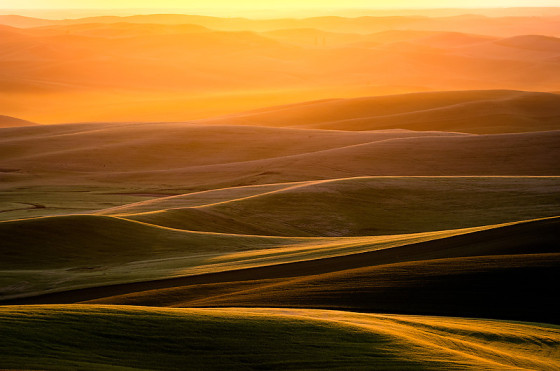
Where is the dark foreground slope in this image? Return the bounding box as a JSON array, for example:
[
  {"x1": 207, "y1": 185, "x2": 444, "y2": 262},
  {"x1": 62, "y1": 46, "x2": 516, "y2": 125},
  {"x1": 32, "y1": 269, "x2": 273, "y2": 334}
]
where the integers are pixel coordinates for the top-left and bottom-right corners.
[
  {"x1": 2, "y1": 306, "x2": 559, "y2": 370},
  {"x1": 113, "y1": 254, "x2": 558, "y2": 324},
  {"x1": 0, "y1": 306, "x2": 430, "y2": 371}
]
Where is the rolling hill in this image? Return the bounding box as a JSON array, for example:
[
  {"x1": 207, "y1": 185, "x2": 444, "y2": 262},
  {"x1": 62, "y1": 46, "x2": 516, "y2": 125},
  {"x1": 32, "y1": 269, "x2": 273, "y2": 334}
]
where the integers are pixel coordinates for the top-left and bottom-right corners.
[
  {"x1": 2, "y1": 14, "x2": 560, "y2": 123},
  {"x1": 2, "y1": 13, "x2": 560, "y2": 36},
  {"x1": 76, "y1": 217, "x2": 560, "y2": 323},
  {"x1": 0, "y1": 115, "x2": 36, "y2": 128},
  {"x1": 2, "y1": 216, "x2": 557, "y2": 312},
  {"x1": 91, "y1": 254, "x2": 560, "y2": 324},
  {"x1": 28, "y1": 22, "x2": 212, "y2": 38},
  {"x1": 1, "y1": 212, "x2": 527, "y2": 301},
  {"x1": 0, "y1": 123, "x2": 453, "y2": 173},
  {"x1": 121, "y1": 176, "x2": 560, "y2": 237},
  {"x1": 89, "y1": 130, "x2": 560, "y2": 188},
  {"x1": 201, "y1": 90, "x2": 560, "y2": 133},
  {"x1": 496, "y1": 34, "x2": 560, "y2": 53},
  {"x1": 1, "y1": 120, "x2": 558, "y2": 189},
  {"x1": 2, "y1": 306, "x2": 558, "y2": 370}
]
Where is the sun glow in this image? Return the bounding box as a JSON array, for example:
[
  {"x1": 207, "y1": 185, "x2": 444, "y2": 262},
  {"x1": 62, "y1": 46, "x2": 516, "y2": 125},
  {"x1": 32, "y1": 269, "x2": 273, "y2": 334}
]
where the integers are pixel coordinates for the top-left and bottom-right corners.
[{"x1": 3, "y1": 0, "x2": 560, "y2": 11}]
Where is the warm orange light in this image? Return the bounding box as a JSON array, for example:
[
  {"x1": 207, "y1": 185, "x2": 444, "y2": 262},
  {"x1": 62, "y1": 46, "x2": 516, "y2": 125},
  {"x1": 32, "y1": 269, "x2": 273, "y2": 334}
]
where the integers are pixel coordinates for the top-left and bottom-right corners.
[{"x1": 4, "y1": 0, "x2": 560, "y2": 11}]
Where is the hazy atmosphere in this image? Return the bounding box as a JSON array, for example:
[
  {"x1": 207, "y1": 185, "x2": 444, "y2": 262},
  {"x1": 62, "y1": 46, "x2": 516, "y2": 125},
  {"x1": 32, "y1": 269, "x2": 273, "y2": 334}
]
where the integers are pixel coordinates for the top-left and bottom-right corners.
[{"x1": 5, "y1": 0, "x2": 560, "y2": 9}]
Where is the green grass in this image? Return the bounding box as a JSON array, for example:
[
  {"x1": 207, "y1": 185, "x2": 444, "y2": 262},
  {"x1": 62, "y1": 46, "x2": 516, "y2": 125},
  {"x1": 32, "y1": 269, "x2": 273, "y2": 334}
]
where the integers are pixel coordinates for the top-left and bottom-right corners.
[
  {"x1": 96, "y1": 182, "x2": 297, "y2": 215},
  {"x1": 1, "y1": 213, "x2": 557, "y2": 301},
  {"x1": 0, "y1": 306, "x2": 423, "y2": 370},
  {"x1": 1, "y1": 305, "x2": 559, "y2": 370},
  {"x1": 124, "y1": 176, "x2": 560, "y2": 236},
  {"x1": 0, "y1": 185, "x2": 201, "y2": 222},
  {"x1": 2, "y1": 178, "x2": 559, "y2": 237},
  {"x1": 112, "y1": 253, "x2": 559, "y2": 324},
  {"x1": 4, "y1": 211, "x2": 550, "y2": 300}
]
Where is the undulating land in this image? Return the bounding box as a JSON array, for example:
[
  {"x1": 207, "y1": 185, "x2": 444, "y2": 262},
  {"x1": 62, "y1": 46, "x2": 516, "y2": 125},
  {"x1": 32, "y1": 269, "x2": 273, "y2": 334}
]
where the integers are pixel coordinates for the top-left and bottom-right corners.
[{"x1": 1, "y1": 9, "x2": 559, "y2": 370}]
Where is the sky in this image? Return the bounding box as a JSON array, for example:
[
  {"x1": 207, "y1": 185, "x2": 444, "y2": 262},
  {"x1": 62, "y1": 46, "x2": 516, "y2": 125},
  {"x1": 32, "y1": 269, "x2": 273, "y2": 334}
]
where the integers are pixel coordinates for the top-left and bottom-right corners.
[{"x1": 3, "y1": 0, "x2": 560, "y2": 9}]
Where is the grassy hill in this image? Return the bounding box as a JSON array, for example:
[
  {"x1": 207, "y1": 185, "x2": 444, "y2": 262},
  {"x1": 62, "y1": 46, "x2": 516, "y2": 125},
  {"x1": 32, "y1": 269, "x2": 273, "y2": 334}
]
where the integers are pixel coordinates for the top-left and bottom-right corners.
[
  {"x1": 96, "y1": 131, "x2": 560, "y2": 188},
  {"x1": 1, "y1": 211, "x2": 517, "y2": 300},
  {"x1": 122, "y1": 176, "x2": 560, "y2": 237},
  {"x1": 1, "y1": 305, "x2": 558, "y2": 370},
  {"x1": 0, "y1": 211, "x2": 468, "y2": 297},
  {"x1": 1, "y1": 123, "x2": 444, "y2": 173},
  {"x1": 1, "y1": 120, "x2": 558, "y2": 189},
  {"x1": 102, "y1": 254, "x2": 559, "y2": 324},
  {"x1": 202, "y1": 90, "x2": 560, "y2": 133},
  {"x1": 78, "y1": 217, "x2": 560, "y2": 323},
  {"x1": 3, "y1": 216, "x2": 557, "y2": 310}
]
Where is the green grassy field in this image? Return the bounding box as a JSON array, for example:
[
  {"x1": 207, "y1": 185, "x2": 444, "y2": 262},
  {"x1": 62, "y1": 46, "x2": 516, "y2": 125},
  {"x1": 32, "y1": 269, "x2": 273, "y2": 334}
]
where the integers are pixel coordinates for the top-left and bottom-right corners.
[
  {"x1": 2, "y1": 209, "x2": 556, "y2": 301},
  {"x1": 97, "y1": 253, "x2": 558, "y2": 324},
  {"x1": 122, "y1": 176, "x2": 560, "y2": 236},
  {"x1": 1, "y1": 305, "x2": 559, "y2": 370},
  {"x1": 0, "y1": 185, "x2": 198, "y2": 222},
  {"x1": 3, "y1": 177, "x2": 558, "y2": 235},
  {"x1": 80, "y1": 216, "x2": 560, "y2": 324}
]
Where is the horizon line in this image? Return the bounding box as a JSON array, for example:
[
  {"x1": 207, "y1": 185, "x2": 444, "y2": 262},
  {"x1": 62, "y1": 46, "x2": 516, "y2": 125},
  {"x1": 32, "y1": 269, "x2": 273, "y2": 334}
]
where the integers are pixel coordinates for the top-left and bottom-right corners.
[{"x1": 2, "y1": 6, "x2": 560, "y2": 10}]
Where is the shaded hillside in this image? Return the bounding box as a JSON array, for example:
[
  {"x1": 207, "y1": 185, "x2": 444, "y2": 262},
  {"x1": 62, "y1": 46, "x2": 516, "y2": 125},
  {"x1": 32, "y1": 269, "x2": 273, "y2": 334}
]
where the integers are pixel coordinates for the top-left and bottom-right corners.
[
  {"x1": 2, "y1": 306, "x2": 559, "y2": 370},
  {"x1": 3, "y1": 212, "x2": 492, "y2": 299},
  {"x1": 0, "y1": 215, "x2": 301, "y2": 270},
  {"x1": 86, "y1": 217, "x2": 560, "y2": 323},
  {"x1": 202, "y1": 90, "x2": 560, "y2": 134},
  {"x1": 4, "y1": 217, "x2": 557, "y2": 306},
  {"x1": 144, "y1": 254, "x2": 560, "y2": 324}
]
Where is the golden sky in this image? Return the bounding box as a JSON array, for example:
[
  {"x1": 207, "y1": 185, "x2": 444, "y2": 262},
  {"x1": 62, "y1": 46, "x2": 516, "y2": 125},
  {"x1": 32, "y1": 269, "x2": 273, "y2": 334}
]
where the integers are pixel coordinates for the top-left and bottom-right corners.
[{"x1": 4, "y1": 0, "x2": 560, "y2": 9}]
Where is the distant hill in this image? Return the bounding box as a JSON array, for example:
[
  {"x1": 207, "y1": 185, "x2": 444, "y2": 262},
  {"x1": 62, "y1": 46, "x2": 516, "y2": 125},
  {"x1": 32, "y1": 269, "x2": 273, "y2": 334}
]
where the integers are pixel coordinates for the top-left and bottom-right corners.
[
  {"x1": 1, "y1": 17, "x2": 559, "y2": 123},
  {"x1": 29, "y1": 22, "x2": 211, "y2": 38},
  {"x1": 202, "y1": 90, "x2": 560, "y2": 134},
  {"x1": 2, "y1": 14, "x2": 559, "y2": 36},
  {"x1": 0, "y1": 15, "x2": 53, "y2": 28},
  {"x1": 496, "y1": 35, "x2": 560, "y2": 52},
  {"x1": 0, "y1": 115, "x2": 36, "y2": 128}
]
